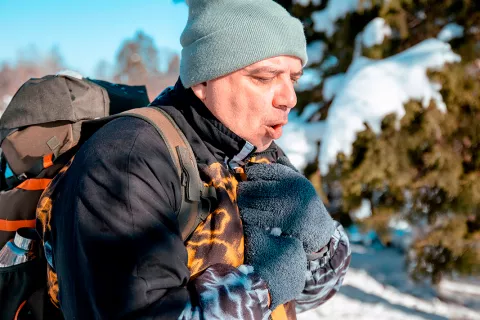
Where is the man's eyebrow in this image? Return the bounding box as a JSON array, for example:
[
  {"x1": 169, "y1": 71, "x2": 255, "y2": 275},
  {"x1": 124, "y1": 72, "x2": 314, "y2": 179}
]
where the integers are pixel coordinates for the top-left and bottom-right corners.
[
  {"x1": 246, "y1": 67, "x2": 283, "y2": 76},
  {"x1": 291, "y1": 70, "x2": 303, "y2": 78},
  {"x1": 246, "y1": 67, "x2": 304, "y2": 77}
]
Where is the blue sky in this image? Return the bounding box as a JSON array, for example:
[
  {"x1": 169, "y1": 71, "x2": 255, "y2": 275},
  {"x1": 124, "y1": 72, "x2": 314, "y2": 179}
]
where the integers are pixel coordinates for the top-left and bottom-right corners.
[{"x1": 0, "y1": 0, "x2": 188, "y2": 76}]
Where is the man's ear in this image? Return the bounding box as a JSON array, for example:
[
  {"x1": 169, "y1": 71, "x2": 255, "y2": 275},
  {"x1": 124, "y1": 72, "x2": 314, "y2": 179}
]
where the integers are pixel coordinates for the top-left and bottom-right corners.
[{"x1": 191, "y1": 82, "x2": 207, "y2": 102}]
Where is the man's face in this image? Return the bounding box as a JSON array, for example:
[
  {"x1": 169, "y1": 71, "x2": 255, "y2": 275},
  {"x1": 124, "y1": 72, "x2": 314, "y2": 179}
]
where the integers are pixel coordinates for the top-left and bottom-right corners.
[{"x1": 192, "y1": 56, "x2": 302, "y2": 152}]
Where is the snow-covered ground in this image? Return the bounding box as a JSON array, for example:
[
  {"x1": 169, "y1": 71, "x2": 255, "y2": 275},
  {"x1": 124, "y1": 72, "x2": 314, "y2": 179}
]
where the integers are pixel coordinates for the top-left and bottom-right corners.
[{"x1": 298, "y1": 244, "x2": 480, "y2": 320}]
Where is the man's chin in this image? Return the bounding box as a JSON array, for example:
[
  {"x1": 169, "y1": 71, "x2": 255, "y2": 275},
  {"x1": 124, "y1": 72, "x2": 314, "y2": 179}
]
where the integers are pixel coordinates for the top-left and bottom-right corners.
[{"x1": 254, "y1": 138, "x2": 274, "y2": 153}]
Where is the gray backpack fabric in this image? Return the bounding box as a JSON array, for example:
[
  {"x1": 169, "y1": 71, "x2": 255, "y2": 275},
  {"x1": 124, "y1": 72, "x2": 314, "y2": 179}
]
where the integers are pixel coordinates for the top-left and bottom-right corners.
[
  {"x1": 0, "y1": 73, "x2": 149, "y2": 181},
  {"x1": 0, "y1": 73, "x2": 205, "y2": 320}
]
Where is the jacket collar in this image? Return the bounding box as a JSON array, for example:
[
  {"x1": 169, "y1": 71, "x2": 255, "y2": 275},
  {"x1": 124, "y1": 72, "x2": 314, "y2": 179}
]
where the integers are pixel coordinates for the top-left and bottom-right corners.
[{"x1": 151, "y1": 79, "x2": 263, "y2": 168}]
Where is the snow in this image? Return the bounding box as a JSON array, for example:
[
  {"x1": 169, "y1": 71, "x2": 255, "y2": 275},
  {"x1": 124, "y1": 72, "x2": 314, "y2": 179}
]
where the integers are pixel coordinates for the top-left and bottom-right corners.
[
  {"x1": 299, "y1": 102, "x2": 323, "y2": 121},
  {"x1": 306, "y1": 41, "x2": 327, "y2": 67},
  {"x1": 295, "y1": 68, "x2": 322, "y2": 92},
  {"x1": 351, "y1": 199, "x2": 372, "y2": 220},
  {"x1": 298, "y1": 244, "x2": 480, "y2": 320},
  {"x1": 285, "y1": 39, "x2": 460, "y2": 172},
  {"x1": 312, "y1": 0, "x2": 370, "y2": 37},
  {"x1": 362, "y1": 18, "x2": 392, "y2": 48},
  {"x1": 322, "y1": 73, "x2": 346, "y2": 101},
  {"x1": 56, "y1": 69, "x2": 83, "y2": 79},
  {"x1": 322, "y1": 55, "x2": 339, "y2": 70},
  {"x1": 295, "y1": 43, "x2": 327, "y2": 90},
  {"x1": 293, "y1": 0, "x2": 321, "y2": 6},
  {"x1": 276, "y1": 105, "x2": 325, "y2": 170},
  {"x1": 438, "y1": 277, "x2": 480, "y2": 310},
  {"x1": 388, "y1": 218, "x2": 411, "y2": 231},
  {"x1": 440, "y1": 278, "x2": 480, "y2": 296},
  {"x1": 1, "y1": 95, "x2": 12, "y2": 118},
  {"x1": 470, "y1": 26, "x2": 480, "y2": 35},
  {"x1": 437, "y1": 23, "x2": 464, "y2": 42},
  {"x1": 318, "y1": 38, "x2": 461, "y2": 174},
  {"x1": 416, "y1": 11, "x2": 427, "y2": 20}
]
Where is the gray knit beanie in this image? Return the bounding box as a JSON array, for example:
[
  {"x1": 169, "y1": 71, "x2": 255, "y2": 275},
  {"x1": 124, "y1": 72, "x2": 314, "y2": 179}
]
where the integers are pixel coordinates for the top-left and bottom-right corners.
[{"x1": 180, "y1": 0, "x2": 308, "y2": 88}]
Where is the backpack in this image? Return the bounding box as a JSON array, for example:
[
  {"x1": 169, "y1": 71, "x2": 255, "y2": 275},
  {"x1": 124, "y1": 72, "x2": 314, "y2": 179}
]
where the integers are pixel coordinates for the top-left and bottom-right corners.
[{"x1": 0, "y1": 72, "x2": 211, "y2": 320}]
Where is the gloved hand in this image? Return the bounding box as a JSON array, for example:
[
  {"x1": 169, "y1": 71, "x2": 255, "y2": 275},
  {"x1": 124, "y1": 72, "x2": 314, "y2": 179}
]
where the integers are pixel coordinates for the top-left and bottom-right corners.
[
  {"x1": 238, "y1": 156, "x2": 335, "y2": 254},
  {"x1": 243, "y1": 225, "x2": 306, "y2": 309}
]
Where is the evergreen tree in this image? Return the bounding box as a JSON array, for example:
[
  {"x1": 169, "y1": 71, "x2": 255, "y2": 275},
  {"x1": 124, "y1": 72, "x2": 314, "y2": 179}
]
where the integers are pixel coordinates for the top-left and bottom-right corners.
[{"x1": 279, "y1": 0, "x2": 480, "y2": 283}]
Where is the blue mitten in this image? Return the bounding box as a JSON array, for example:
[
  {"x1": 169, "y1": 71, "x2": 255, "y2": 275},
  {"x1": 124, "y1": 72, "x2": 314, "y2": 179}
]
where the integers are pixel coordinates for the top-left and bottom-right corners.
[
  {"x1": 238, "y1": 157, "x2": 335, "y2": 253},
  {"x1": 243, "y1": 225, "x2": 306, "y2": 309}
]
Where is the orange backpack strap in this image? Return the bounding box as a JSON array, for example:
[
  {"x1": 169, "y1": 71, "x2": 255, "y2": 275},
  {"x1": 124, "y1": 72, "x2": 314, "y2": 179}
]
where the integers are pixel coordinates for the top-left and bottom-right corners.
[{"x1": 118, "y1": 107, "x2": 211, "y2": 241}]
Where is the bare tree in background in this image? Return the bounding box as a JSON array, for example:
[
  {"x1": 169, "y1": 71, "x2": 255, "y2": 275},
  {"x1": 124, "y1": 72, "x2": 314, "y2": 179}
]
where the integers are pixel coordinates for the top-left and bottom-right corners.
[
  {"x1": 0, "y1": 46, "x2": 64, "y2": 116},
  {"x1": 94, "y1": 59, "x2": 111, "y2": 81},
  {"x1": 167, "y1": 54, "x2": 180, "y2": 75},
  {"x1": 0, "y1": 30, "x2": 180, "y2": 116},
  {"x1": 112, "y1": 30, "x2": 179, "y2": 100},
  {"x1": 114, "y1": 31, "x2": 160, "y2": 85}
]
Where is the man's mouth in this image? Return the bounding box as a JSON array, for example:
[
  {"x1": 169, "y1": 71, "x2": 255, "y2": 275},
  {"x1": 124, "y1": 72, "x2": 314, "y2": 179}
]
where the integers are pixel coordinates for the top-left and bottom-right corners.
[
  {"x1": 271, "y1": 124, "x2": 283, "y2": 131},
  {"x1": 266, "y1": 122, "x2": 286, "y2": 139}
]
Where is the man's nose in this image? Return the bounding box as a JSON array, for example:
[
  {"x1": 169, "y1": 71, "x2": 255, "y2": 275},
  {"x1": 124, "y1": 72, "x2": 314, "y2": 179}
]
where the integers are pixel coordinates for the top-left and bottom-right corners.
[{"x1": 273, "y1": 78, "x2": 297, "y2": 110}]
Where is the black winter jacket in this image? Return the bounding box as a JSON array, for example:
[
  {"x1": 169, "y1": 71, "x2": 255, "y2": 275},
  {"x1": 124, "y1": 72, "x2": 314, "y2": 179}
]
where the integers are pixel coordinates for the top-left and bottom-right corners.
[{"x1": 41, "y1": 80, "x2": 351, "y2": 320}]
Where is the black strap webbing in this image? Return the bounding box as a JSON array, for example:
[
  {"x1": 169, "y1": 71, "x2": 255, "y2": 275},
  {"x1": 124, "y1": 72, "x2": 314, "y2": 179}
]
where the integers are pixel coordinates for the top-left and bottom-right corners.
[{"x1": 117, "y1": 107, "x2": 215, "y2": 241}]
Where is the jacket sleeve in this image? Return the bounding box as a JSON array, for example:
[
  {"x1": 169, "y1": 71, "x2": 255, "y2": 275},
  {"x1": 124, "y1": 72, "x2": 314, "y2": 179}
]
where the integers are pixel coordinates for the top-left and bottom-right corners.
[
  {"x1": 295, "y1": 221, "x2": 351, "y2": 313},
  {"x1": 50, "y1": 117, "x2": 270, "y2": 320}
]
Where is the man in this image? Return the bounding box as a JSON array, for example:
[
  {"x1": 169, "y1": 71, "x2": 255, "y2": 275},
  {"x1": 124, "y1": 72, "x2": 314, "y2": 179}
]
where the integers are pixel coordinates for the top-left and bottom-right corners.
[{"x1": 46, "y1": 0, "x2": 351, "y2": 319}]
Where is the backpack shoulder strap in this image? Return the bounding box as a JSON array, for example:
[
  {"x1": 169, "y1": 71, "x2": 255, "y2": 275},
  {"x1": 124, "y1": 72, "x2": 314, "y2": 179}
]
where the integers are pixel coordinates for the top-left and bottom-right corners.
[{"x1": 119, "y1": 107, "x2": 207, "y2": 241}]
